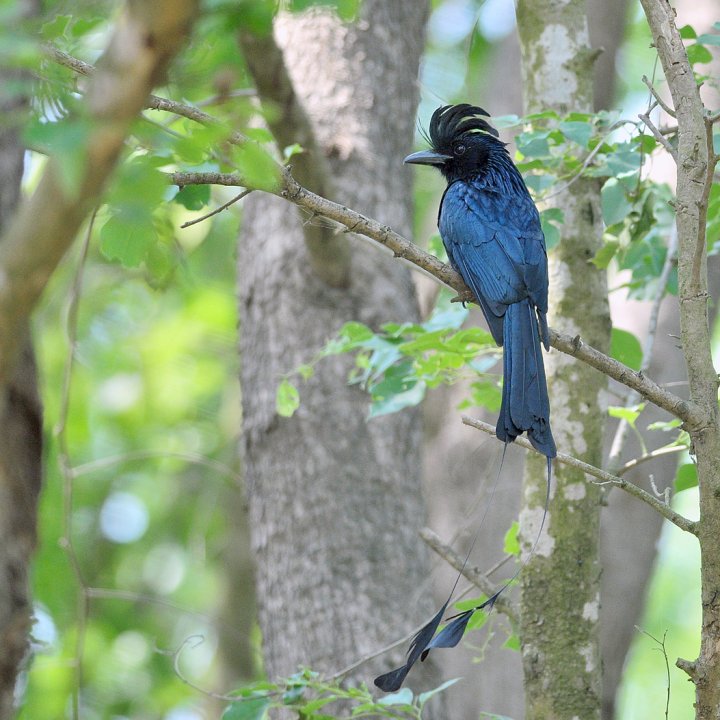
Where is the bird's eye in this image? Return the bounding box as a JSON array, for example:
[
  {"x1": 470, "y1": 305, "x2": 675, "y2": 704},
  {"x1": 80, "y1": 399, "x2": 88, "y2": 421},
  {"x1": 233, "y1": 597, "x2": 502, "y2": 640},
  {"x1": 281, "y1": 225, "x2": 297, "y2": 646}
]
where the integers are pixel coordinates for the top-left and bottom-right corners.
[{"x1": 454, "y1": 144, "x2": 466, "y2": 156}]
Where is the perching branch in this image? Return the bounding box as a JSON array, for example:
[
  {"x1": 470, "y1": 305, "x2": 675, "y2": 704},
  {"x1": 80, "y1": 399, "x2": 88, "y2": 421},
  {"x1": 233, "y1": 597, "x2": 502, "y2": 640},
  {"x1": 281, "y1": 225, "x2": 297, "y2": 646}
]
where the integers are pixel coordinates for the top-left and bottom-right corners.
[
  {"x1": 46, "y1": 46, "x2": 709, "y2": 431},
  {"x1": 461, "y1": 416, "x2": 698, "y2": 536},
  {"x1": 0, "y1": 3, "x2": 198, "y2": 384},
  {"x1": 168, "y1": 167, "x2": 707, "y2": 430}
]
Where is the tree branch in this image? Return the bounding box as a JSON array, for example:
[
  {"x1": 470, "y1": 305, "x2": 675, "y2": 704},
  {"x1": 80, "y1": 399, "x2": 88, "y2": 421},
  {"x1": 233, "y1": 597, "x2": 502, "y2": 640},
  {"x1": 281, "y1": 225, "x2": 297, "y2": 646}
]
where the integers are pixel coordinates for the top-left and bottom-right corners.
[
  {"x1": 44, "y1": 44, "x2": 250, "y2": 144},
  {"x1": 0, "y1": 3, "x2": 198, "y2": 384},
  {"x1": 639, "y1": 111, "x2": 678, "y2": 162},
  {"x1": 419, "y1": 527, "x2": 518, "y2": 625},
  {"x1": 47, "y1": 47, "x2": 707, "y2": 430},
  {"x1": 169, "y1": 168, "x2": 707, "y2": 429},
  {"x1": 461, "y1": 415, "x2": 698, "y2": 536}
]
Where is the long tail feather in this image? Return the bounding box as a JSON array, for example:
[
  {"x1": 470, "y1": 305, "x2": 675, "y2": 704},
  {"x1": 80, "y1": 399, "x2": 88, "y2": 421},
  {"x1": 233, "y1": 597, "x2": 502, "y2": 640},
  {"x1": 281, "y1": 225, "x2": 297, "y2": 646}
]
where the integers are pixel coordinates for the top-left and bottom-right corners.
[{"x1": 497, "y1": 300, "x2": 556, "y2": 458}]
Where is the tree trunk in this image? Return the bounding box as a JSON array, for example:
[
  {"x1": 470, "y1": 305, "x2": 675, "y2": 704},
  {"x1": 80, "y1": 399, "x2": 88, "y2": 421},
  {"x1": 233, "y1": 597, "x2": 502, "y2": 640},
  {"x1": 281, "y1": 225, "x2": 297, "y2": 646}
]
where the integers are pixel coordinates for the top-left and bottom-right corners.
[
  {"x1": 0, "y1": 47, "x2": 43, "y2": 719},
  {"x1": 638, "y1": 2, "x2": 720, "y2": 716},
  {"x1": 239, "y1": 0, "x2": 442, "y2": 698},
  {"x1": 516, "y1": 3, "x2": 611, "y2": 718}
]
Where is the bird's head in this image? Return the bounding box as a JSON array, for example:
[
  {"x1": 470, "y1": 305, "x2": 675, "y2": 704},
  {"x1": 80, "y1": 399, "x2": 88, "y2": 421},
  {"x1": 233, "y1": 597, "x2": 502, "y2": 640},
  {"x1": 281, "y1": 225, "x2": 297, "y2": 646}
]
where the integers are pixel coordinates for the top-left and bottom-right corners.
[{"x1": 404, "y1": 104, "x2": 505, "y2": 182}]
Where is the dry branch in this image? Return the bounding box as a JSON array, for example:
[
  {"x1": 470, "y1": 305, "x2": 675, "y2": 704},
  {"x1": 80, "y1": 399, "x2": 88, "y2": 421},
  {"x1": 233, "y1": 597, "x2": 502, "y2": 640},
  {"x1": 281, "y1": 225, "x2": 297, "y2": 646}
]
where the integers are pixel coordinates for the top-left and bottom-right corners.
[{"x1": 461, "y1": 415, "x2": 697, "y2": 536}]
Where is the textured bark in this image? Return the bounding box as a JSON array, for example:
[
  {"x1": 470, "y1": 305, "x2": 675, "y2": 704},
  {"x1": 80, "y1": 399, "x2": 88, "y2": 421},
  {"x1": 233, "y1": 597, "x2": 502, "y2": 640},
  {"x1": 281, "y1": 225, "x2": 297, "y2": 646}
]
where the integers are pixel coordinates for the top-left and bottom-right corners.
[
  {"x1": 0, "y1": 15, "x2": 42, "y2": 713},
  {"x1": 516, "y1": 2, "x2": 610, "y2": 718},
  {"x1": 239, "y1": 0, "x2": 443, "y2": 700},
  {"x1": 638, "y1": 2, "x2": 720, "y2": 717}
]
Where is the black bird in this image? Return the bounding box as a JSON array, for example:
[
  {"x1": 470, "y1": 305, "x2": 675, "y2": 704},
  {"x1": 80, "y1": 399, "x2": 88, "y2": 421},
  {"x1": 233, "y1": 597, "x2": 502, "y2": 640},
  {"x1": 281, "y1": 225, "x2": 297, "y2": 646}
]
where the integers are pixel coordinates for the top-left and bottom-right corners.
[
  {"x1": 405, "y1": 104, "x2": 556, "y2": 458},
  {"x1": 374, "y1": 105, "x2": 556, "y2": 694}
]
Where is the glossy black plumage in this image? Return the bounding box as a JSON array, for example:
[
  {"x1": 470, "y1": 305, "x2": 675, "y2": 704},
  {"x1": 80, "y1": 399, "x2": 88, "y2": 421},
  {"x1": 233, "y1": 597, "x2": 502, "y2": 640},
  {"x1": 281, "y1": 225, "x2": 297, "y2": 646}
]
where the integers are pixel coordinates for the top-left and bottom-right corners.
[{"x1": 406, "y1": 104, "x2": 556, "y2": 458}]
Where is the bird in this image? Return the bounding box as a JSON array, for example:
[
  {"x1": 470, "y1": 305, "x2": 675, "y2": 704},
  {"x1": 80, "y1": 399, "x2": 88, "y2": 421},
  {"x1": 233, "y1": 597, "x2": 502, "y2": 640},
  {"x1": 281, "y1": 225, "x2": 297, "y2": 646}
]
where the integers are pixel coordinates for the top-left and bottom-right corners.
[
  {"x1": 374, "y1": 106, "x2": 556, "y2": 693},
  {"x1": 405, "y1": 104, "x2": 556, "y2": 459}
]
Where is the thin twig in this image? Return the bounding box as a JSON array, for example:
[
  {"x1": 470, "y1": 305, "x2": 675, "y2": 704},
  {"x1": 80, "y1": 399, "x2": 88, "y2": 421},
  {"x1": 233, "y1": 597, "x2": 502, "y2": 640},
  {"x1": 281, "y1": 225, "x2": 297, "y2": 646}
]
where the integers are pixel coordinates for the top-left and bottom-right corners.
[
  {"x1": 639, "y1": 112, "x2": 678, "y2": 161},
  {"x1": 642, "y1": 75, "x2": 676, "y2": 118},
  {"x1": 180, "y1": 189, "x2": 251, "y2": 228},
  {"x1": 617, "y1": 444, "x2": 686, "y2": 476},
  {"x1": 461, "y1": 416, "x2": 697, "y2": 536},
  {"x1": 636, "y1": 627, "x2": 671, "y2": 720},
  {"x1": 53, "y1": 210, "x2": 95, "y2": 720},
  {"x1": 45, "y1": 44, "x2": 250, "y2": 147},
  {"x1": 419, "y1": 528, "x2": 518, "y2": 625},
  {"x1": 543, "y1": 120, "x2": 632, "y2": 200}
]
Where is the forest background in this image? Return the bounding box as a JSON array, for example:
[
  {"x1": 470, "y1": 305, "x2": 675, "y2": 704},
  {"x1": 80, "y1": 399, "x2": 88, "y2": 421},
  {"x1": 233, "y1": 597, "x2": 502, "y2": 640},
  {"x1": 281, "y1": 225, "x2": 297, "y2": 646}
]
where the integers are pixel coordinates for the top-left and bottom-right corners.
[{"x1": 0, "y1": 0, "x2": 718, "y2": 718}]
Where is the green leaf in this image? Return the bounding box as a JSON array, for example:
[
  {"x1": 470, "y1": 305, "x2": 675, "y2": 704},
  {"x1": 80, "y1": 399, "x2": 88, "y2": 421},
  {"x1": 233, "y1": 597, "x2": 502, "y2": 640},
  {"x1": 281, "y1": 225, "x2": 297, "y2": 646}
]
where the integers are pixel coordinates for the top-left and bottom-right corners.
[
  {"x1": 608, "y1": 403, "x2": 645, "y2": 427},
  {"x1": 276, "y1": 379, "x2": 300, "y2": 418},
  {"x1": 40, "y1": 14, "x2": 71, "y2": 40},
  {"x1": 540, "y1": 207, "x2": 564, "y2": 251},
  {"x1": 283, "y1": 143, "x2": 304, "y2": 160},
  {"x1": 601, "y1": 178, "x2": 632, "y2": 226},
  {"x1": 517, "y1": 132, "x2": 550, "y2": 159},
  {"x1": 377, "y1": 688, "x2": 413, "y2": 706},
  {"x1": 679, "y1": 24, "x2": 697, "y2": 39},
  {"x1": 503, "y1": 634, "x2": 520, "y2": 651},
  {"x1": 368, "y1": 381, "x2": 425, "y2": 418},
  {"x1": 610, "y1": 327, "x2": 643, "y2": 371},
  {"x1": 234, "y1": 141, "x2": 280, "y2": 192},
  {"x1": 340, "y1": 322, "x2": 375, "y2": 343},
  {"x1": 687, "y1": 43, "x2": 713, "y2": 65},
  {"x1": 465, "y1": 380, "x2": 501, "y2": 413},
  {"x1": 591, "y1": 239, "x2": 619, "y2": 269},
  {"x1": 647, "y1": 418, "x2": 682, "y2": 432},
  {"x1": 696, "y1": 33, "x2": 720, "y2": 46},
  {"x1": 503, "y1": 520, "x2": 520, "y2": 556},
  {"x1": 559, "y1": 121, "x2": 592, "y2": 148},
  {"x1": 99, "y1": 214, "x2": 155, "y2": 267},
  {"x1": 221, "y1": 696, "x2": 269, "y2": 720},
  {"x1": 418, "y1": 678, "x2": 461, "y2": 706},
  {"x1": 24, "y1": 118, "x2": 91, "y2": 197},
  {"x1": 675, "y1": 463, "x2": 698, "y2": 493},
  {"x1": 173, "y1": 184, "x2": 211, "y2": 210}
]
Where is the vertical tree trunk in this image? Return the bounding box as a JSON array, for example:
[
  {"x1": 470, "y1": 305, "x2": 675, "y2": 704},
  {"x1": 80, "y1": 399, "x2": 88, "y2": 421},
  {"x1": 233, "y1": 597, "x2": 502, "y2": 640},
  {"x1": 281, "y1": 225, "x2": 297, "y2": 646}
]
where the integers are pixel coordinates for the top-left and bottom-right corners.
[
  {"x1": 516, "y1": 3, "x2": 610, "y2": 718},
  {"x1": 0, "y1": 42, "x2": 43, "y2": 718},
  {"x1": 239, "y1": 0, "x2": 442, "y2": 695},
  {"x1": 638, "y1": 2, "x2": 720, "y2": 716}
]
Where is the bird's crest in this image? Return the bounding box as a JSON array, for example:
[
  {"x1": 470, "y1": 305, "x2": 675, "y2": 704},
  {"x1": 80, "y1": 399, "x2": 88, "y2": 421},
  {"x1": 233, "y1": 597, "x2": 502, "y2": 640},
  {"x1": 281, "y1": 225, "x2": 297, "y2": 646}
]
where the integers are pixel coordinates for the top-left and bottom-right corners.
[{"x1": 428, "y1": 104, "x2": 500, "y2": 148}]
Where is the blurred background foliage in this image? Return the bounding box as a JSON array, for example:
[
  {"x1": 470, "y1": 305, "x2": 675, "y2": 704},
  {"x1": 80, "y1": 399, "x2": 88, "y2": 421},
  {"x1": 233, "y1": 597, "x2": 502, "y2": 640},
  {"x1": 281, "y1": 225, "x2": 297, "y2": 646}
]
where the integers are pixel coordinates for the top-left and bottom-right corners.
[{"x1": 4, "y1": 0, "x2": 717, "y2": 717}]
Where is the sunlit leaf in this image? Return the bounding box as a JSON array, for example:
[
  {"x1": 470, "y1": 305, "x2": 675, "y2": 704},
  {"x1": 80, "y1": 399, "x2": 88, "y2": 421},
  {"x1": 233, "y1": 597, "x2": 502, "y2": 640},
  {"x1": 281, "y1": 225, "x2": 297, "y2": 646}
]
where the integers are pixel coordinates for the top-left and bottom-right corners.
[
  {"x1": 675, "y1": 463, "x2": 698, "y2": 493},
  {"x1": 276, "y1": 379, "x2": 300, "y2": 417},
  {"x1": 608, "y1": 403, "x2": 645, "y2": 428},
  {"x1": 418, "y1": 678, "x2": 461, "y2": 706},
  {"x1": 221, "y1": 696, "x2": 270, "y2": 720},
  {"x1": 503, "y1": 520, "x2": 520, "y2": 556},
  {"x1": 610, "y1": 327, "x2": 643, "y2": 370},
  {"x1": 173, "y1": 185, "x2": 211, "y2": 210},
  {"x1": 377, "y1": 688, "x2": 413, "y2": 706}
]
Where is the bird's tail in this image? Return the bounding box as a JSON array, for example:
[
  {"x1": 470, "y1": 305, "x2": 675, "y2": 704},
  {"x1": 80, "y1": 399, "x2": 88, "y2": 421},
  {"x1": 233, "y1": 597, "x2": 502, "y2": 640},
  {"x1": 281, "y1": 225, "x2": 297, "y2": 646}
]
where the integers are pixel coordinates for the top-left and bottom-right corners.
[{"x1": 497, "y1": 299, "x2": 556, "y2": 458}]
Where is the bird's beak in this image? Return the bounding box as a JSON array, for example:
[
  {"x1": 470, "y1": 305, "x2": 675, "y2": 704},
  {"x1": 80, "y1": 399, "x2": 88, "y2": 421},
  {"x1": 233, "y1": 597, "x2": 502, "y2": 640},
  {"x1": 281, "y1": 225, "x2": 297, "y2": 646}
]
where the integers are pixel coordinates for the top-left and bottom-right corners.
[{"x1": 403, "y1": 150, "x2": 452, "y2": 166}]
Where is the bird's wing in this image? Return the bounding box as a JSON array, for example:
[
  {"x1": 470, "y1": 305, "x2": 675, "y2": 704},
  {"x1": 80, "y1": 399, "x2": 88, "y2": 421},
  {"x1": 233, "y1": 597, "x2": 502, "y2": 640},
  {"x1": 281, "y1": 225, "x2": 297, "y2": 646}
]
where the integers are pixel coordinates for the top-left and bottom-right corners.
[{"x1": 439, "y1": 181, "x2": 549, "y2": 345}]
